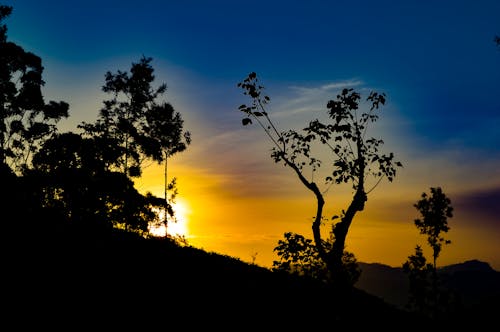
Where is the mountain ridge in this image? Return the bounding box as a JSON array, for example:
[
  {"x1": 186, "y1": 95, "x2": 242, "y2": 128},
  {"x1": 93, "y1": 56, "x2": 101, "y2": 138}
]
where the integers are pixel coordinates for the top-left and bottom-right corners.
[
  {"x1": 357, "y1": 259, "x2": 498, "y2": 273},
  {"x1": 355, "y1": 259, "x2": 500, "y2": 310}
]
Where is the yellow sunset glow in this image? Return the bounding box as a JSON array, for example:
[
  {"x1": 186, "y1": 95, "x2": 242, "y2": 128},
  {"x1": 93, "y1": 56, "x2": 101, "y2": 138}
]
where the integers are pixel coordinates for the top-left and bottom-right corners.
[
  {"x1": 137, "y1": 147, "x2": 500, "y2": 271},
  {"x1": 148, "y1": 199, "x2": 190, "y2": 238}
]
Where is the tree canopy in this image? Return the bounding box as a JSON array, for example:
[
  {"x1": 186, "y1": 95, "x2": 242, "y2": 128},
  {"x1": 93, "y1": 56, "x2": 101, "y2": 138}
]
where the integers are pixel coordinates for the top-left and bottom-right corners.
[{"x1": 0, "y1": 5, "x2": 68, "y2": 174}]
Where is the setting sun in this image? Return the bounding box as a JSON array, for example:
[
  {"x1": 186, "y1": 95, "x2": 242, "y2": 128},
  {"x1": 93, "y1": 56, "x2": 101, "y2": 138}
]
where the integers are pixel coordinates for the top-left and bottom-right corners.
[{"x1": 149, "y1": 199, "x2": 190, "y2": 238}]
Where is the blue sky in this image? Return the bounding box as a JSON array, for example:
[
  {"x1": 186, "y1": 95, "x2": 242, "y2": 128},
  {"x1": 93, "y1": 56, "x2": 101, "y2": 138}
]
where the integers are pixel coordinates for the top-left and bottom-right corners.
[
  {"x1": 7, "y1": 0, "x2": 500, "y2": 149},
  {"x1": 4, "y1": 0, "x2": 500, "y2": 269}
]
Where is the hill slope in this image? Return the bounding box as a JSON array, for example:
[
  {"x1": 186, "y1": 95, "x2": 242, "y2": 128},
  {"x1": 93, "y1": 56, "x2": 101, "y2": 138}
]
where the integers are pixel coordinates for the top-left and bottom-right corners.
[
  {"x1": 6, "y1": 224, "x2": 498, "y2": 328},
  {"x1": 5, "y1": 228, "x2": 421, "y2": 329}
]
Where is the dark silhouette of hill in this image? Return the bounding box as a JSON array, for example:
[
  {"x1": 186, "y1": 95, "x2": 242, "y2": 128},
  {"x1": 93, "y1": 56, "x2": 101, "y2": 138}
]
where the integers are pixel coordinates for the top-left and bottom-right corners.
[
  {"x1": 356, "y1": 260, "x2": 500, "y2": 326},
  {"x1": 356, "y1": 262, "x2": 410, "y2": 308},
  {"x1": 3, "y1": 214, "x2": 495, "y2": 328},
  {"x1": 439, "y1": 260, "x2": 500, "y2": 305},
  {"x1": 4, "y1": 224, "x2": 425, "y2": 329}
]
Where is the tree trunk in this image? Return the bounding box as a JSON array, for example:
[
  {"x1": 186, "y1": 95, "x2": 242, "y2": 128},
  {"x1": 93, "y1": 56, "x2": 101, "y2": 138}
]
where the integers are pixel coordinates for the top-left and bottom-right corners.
[
  {"x1": 282, "y1": 157, "x2": 328, "y2": 262},
  {"x1": 329, "y1": 188, "x2": 366, "y2": 289}
]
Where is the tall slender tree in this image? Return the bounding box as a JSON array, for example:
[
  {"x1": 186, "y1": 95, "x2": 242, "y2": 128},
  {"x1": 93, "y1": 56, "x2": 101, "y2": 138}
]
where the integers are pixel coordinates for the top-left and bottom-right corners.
[
  {"x1": 143, "y1": 100, "x2": 191, "y2": 232},
  {"x1": 79, "y1": 56, "x2": 191, "y2": 230},
  {"x1": 414, "y1": 187, "x2": 453, "y2": 272},
  {"x1": 403, "y1": 187, "x2": 454, "y2": 320}
]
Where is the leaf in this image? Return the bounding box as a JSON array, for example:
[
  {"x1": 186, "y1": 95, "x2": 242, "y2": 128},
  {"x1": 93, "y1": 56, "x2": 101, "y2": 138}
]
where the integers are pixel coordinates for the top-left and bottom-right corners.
[{"x1": 242, "y1": 118, "x2": 252, "y2": 126}]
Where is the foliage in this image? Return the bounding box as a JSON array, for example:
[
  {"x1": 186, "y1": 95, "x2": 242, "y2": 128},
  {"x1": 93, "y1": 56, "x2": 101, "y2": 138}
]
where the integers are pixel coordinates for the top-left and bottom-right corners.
[
  {"x1": 237, "y1": 72, "x2": 401, "y2": 289},
  {"x1": 403, "y1": 187, "x2": 458, "y2": 320},
  {"x1": 1, "y1": 9, "x2": 190, "y2": 237},
  {"x1": 402, "y1": 245, "x2": 434, "y2": 314},
  {"x1": 272, "y1": 231, "x2": 360, "y2": 286},
  {"x1": 0, "y1": 5, "x2": 68, "y2": 173},
  {"x1": 79, "y1": 56, "x2": 191, "y2": 178},
  {"x1": 27, "y1": 132, "x2": 165, "y2": 234},
  {"x1": 78, "y1": 56, "x2": 191, "y2": 232},
  {"x1": 414, "y1": 187, "x2": 453, "y2": 269}
]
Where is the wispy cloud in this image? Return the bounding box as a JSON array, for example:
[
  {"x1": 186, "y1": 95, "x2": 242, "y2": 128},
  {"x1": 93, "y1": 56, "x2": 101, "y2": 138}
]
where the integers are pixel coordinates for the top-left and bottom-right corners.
[
  {"x1": 289, "y1": 79, "x2": 364, "y2": 94},
  {"x1": 271, "y1": 79, "x2": 364, "y2": 119}
]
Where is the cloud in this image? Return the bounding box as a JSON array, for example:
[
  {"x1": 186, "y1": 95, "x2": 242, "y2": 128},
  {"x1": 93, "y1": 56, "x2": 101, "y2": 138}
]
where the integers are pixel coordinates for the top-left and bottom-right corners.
[
  {"x1": 271, "y1": 79, "x2": 364, "y2": 119},
  {"x1": 289, "y1": 79, "x2": 364, "y2": 94},
  {"x1": 453, "y1": 186, "x2": 500, "y2": 228}
]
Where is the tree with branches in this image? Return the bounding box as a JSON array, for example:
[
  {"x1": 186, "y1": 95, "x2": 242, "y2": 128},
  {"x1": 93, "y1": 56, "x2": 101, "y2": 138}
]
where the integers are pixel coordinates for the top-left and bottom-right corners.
[
  {"x1": 79, "y1": 56, "x2": 190, "y2": 178},
  {"x1": 79, "y1": 56, "x2": 191, "y2": 232},
  {"x1": 237, "y1": 72, "x2": 402, "y2": 290},
  {"x1": 413, "y1": 187, "x2": 453, "y2": 290}
]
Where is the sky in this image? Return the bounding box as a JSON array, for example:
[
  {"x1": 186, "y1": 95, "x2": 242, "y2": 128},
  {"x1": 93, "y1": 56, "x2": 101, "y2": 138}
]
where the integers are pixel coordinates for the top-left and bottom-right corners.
[{"x1": 4, "y1": 0, "x2": 500, "y2": 270}]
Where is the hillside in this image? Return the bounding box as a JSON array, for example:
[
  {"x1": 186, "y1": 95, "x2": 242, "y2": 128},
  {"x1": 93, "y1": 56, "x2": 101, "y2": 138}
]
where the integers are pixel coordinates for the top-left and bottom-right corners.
[
  {"x1": 4, "y1": 226, "x2": 422, "y2": 329},
  {"x1": 5, "y1": 225, "x2": 497, "y2": 328}
]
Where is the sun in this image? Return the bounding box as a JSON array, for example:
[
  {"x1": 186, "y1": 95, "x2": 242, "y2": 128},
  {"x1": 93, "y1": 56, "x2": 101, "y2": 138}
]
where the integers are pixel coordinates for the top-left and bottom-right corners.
[
  {"x1": 166, "y1": 199, "x2": 190, "y2": 237},
  {"x1": 148, "y1": 199, "x2": 190, "y2": 238}
]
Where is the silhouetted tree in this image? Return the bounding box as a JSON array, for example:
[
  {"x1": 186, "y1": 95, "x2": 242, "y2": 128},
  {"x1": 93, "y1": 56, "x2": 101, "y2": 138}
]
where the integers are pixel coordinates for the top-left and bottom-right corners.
[
  {"x1": 144, "y1": 100, "x2": 191, "y2": 233},
  {"x1": 0, "y1": 5, "x2": 68, "y2": 173},
  {"x1": 403, "y1": 245, "x2": 434, "y2": 315},
  {"x1": 79, "y1": 56, "x2": 191, "y2": 231},
  {"x1": 272, "y1": 231, "x2": 360, "y2": 286},
  {"x1": 79, "y1": 56, "x2": 190, "y2": 178},
  {"x1": 28, "y1": 132, "x2": 164, "y2": 235},
  {"x1": 237, "y1": 72, "x2": 401, "y2": 290},
  {"x1": 403, "y1": 187, "x2": 456, "y2": 321},
  {"x1": 414, "y1": 187, "x2": 453, "y2": 273}
]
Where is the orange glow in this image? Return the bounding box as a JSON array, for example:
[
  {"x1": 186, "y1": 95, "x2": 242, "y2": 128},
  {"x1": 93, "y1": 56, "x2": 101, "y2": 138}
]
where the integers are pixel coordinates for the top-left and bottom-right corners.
[{"x1": 136, "y1": 150, "x2": 500, "y2": 271}]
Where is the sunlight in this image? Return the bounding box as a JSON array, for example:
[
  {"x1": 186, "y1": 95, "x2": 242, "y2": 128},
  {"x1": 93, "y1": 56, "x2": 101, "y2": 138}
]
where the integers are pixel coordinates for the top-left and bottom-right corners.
[{"x1": 149, "y1": 199, "x2": 190, "y2": 238}]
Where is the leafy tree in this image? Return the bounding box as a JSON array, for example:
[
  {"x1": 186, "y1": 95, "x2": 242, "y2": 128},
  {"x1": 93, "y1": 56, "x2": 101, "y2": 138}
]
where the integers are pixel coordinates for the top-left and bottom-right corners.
[
  {"x1": 403, "y1": 187, "x2": 456, "y2": 320},
  {"x1": 145, "y1": 101, "x2": 191, "y2": 231},
  {"x1": 79, "y1": 56, "x2": 191, "y2": 231},
  {"x1": 0, "y1": 5, "x2": 68, "y2": 173},
  {"x1": 414, "y1": 187, "x2": 453, "y2": 271},
  {"x1": 237, "y1": 72, "x2": 401, "y2": 289},
  {"x1": 28, "y1": 131, "x2": 165, "y2": 235},
  {"x1": 79, "y1": 56, "x2": 191, "y2": 178},
  {"x1": 402, "y1": 245, "x2": 434, "y2": 315},
  {"x1": 272, "y1": 231, "x2": 360, "y2": 286}
]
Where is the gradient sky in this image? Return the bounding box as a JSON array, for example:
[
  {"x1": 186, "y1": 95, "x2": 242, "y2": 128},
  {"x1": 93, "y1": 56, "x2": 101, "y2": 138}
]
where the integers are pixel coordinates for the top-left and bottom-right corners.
[{"x1": 5, "y1": 0, "x2": 500, "y2": 270}]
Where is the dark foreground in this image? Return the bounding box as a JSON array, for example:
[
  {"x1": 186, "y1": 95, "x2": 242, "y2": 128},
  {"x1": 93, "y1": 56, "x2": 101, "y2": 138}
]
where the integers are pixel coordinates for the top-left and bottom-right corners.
[{"x1": 3, "y1": 227, "x2": 496, "y2": 330}]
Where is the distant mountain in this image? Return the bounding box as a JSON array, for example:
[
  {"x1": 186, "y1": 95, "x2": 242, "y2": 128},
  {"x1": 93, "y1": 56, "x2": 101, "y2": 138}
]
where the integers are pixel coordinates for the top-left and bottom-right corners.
[
  {"x1": 355, "y1": 260, "x2": 500, "y2": 310},
  {"x1": 355, "y1": 262, "x2": 409, "y2": 308}
]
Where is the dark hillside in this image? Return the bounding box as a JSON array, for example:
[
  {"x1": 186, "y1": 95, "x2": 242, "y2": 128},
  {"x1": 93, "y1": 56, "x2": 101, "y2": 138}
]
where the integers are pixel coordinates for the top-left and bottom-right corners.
[{"x1": 4, "y1": 225, "x2": 422, "y2": 329}]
